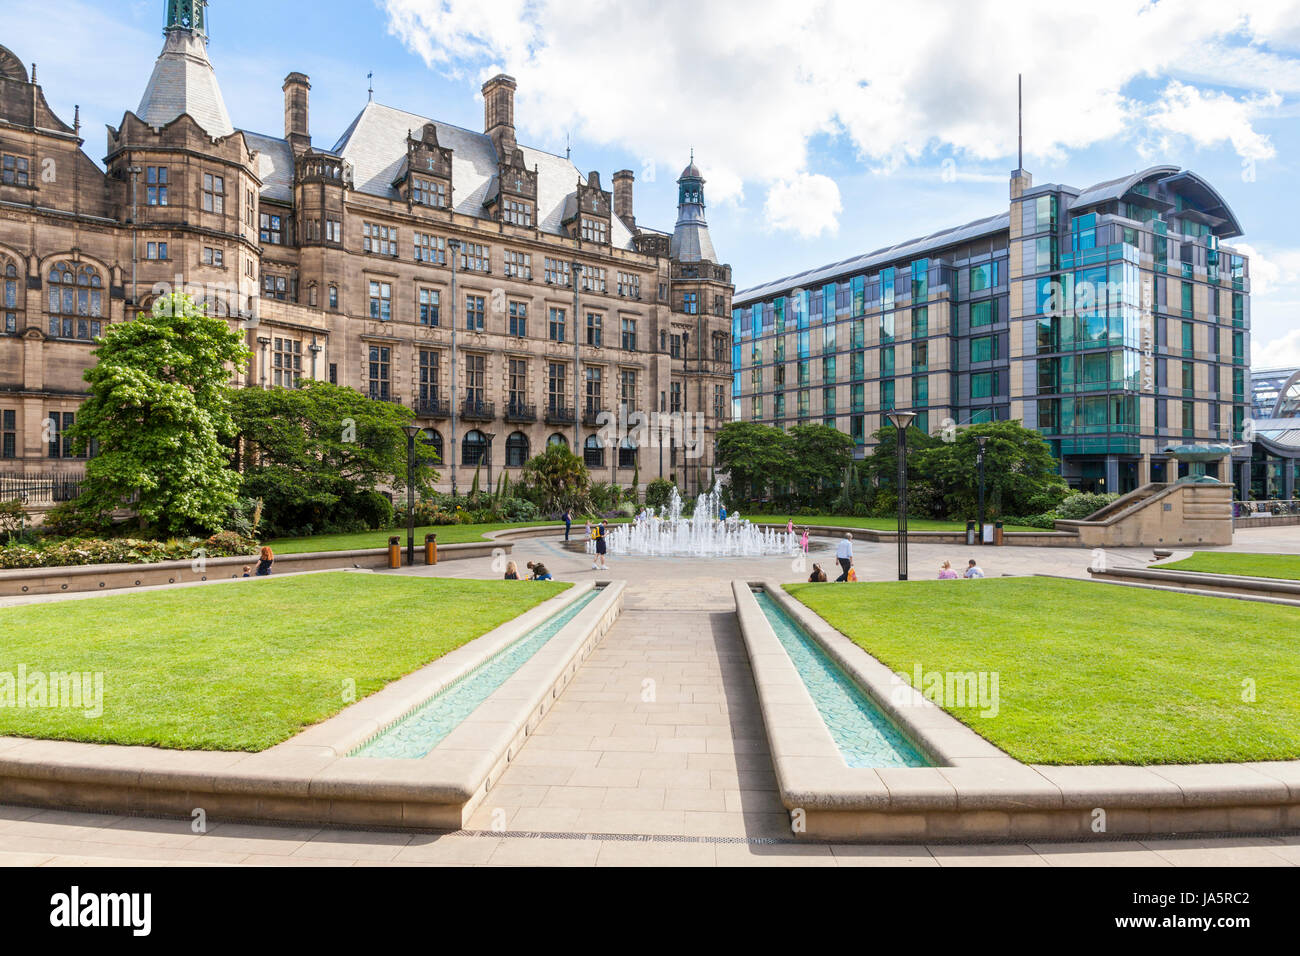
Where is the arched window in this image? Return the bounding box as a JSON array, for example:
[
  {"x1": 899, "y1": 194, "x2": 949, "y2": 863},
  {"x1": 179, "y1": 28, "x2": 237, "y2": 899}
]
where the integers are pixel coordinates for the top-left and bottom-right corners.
[
  {"x1": 2, "y1": 261, "x2": 18, "y2": 334},
  {"x1": 547, "y1": 433, "x2": 568, "y2": 450},
  {"x1": 505, "y1": 431, "x2": 529, "y2": 468},
  {"x1": 47, "y1": 261, "x2": 103, "y2": 339},
  {"x1": 419, "y1": 428, "x2": 443, "y2": 465},
  {"x1": 462, "y1": 429, "x2": 487, "y2": 467},
  {"x1": 583, "y1": 434, "x2": 604, "y2": 468},
  {"x1": 618, "y1": 438, "x2": 637, "y2": 470},
  {"x1": 307, "y1": 282, "x2": 318, "y2": 307},
  {"x1": 328, "y1": 285, "x2": 338, "y2": 309}
]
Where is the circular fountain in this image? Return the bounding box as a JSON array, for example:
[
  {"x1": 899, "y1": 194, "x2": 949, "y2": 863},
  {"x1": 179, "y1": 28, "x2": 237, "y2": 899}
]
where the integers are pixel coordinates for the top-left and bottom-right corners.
[{"x1": 589, "y1": 480, "x2": 800, "y2": 558}]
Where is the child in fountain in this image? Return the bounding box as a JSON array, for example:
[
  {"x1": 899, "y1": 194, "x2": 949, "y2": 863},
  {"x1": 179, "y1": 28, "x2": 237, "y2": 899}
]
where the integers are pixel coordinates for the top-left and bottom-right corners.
[
  {"x1": 592, "y1": 519, "x2": 609, "y2": 570},
  {"x1": 800, "y1": 528, "x2": 809, "y2": 553}
]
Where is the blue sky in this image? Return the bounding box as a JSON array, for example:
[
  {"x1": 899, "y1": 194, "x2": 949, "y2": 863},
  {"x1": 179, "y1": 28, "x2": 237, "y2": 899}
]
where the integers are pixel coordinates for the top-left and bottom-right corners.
[{"x1": 7, "y1": 0, "x2": 1300, "y2": 364}]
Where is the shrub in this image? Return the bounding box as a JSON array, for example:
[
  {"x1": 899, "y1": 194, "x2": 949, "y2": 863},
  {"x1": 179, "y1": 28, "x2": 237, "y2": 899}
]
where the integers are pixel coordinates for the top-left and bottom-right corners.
[
  {"x1": 1011, "y1": 513, "x2": 1058, "y2": 530},
  {"x1": 644, "y1": 478, "x2": 676, "y2": 511},
  {"x1": 0, "y1": 532, "x2": 258, "y2": 569},
  {"x1": 1055, "y1": 491, "x2": 1119, "y2": 521}
]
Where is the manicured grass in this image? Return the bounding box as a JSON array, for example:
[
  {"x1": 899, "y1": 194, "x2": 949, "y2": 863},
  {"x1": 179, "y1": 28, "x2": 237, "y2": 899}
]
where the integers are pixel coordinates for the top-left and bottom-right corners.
[
  {"x1": 754, "y1": 514, "x2": 1045, "y2": 533},
  {"x1": 785, "y1": 577, "x2": 1300, "y2": 765},
  {"x1": 267, "y1": 520, "x2": 563, "y2": 554},
  {"x1": 1154, "y1": 552, "x2": 1300, "y2": 582},
  {"x1": 0, "y1": 573, "x2": 570, "y2": 751}
]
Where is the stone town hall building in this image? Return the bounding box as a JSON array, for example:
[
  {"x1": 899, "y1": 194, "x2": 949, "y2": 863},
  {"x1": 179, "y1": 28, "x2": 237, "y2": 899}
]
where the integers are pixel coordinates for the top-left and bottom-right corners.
[{"x1": 0, "y1": 0, "x2": 733, "y2": 499}]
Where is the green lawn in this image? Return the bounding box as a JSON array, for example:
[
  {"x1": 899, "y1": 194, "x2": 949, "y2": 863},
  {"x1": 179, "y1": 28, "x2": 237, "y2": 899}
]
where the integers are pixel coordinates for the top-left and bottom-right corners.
[
  {"x1": 754, "y1": 514, "x2": 1046, "y2": 533},
  {"x1": 1154, "y1": 552, "x2": 1300, "y2": 582},
  {"x1": 785, "y1": 577, "x2": 1300, "y2": 765},
  {"x1": 0, "y1": 573, "x2": 569, "y2": 751},
  {"x1": 268, "y1": 514, "x2": 1043, "y2": 554},
  {"x1": 267, "y1": 520, "x2": 566, "y2": 554}
]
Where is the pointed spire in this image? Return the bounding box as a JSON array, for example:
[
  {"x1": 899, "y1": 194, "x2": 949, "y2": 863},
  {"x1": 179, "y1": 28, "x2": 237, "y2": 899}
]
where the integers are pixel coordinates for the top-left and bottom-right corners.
[
  {"x1": 136, "y1": 0, "x2": 233, "y2": 137},
  {"x1": 671, "y1": 153, "x2": 716, "y2": 263}
]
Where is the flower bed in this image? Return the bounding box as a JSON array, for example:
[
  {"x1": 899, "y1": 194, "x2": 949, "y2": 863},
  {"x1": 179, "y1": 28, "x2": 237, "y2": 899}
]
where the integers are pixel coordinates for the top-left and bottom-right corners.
[{"x1": 0, "y1": 531, "x2": 258, "y2": 569}]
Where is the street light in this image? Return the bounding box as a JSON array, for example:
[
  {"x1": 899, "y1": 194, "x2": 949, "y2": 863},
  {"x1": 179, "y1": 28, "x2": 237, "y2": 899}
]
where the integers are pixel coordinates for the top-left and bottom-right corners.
[
  {"x1": 402, "y1": 423, "x2": 422, "y2": 566},
  {"x1": 975, "y1": 434, "x2": 989, "y2": 545},
  {"x1": 447, "y1": 239, "x2": 461, "y2": 501},
  {"x1": 886, "y1": 410, "x2": 916, "y2": 581}
]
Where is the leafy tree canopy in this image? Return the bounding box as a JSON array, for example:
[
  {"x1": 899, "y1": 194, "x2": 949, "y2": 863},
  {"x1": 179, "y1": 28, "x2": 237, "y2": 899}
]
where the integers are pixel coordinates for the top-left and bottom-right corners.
[
  {"x1": 67, "y1": 294, "x2": 250, "y2": 536},
  {"x1": 230, "y1": 380, "x2": 436, "y2": 536}
]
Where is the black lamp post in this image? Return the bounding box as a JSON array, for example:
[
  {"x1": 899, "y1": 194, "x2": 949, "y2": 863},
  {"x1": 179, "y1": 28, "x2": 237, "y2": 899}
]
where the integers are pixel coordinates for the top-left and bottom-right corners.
[
  {"x1": 402, "y1": 423, "x2": 421, "y2": 566},
  {"x1": 886, "y1": 410, "x2": 916, "y2": 580},
  {"x1": 976, "y1": 434, "x2": 988, "y2": 545}
]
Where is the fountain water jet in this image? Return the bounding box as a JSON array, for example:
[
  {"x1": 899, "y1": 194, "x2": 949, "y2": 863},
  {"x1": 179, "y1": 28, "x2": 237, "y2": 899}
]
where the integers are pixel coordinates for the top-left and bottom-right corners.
[{"x1": 589, "y1": 479, "x2": 799, "y2": 558}]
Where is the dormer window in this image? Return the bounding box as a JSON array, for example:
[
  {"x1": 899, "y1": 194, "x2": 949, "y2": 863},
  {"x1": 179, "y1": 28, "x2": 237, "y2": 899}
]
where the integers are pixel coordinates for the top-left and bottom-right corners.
[
  {"x1": 413, "y1": 176, "x2": 447, "y2": 208},
  {"x1": 502, "y1": 198, "x2": 532, "y2": 227},
  {"x1": 581, "y1": 217, "x2": 607, "y2": 243}
]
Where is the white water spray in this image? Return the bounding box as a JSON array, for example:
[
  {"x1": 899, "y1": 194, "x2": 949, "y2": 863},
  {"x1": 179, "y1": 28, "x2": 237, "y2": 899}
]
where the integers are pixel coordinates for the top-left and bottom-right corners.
[{"x1": 589, "y1": 479, "x2": 799, "y2": 557}]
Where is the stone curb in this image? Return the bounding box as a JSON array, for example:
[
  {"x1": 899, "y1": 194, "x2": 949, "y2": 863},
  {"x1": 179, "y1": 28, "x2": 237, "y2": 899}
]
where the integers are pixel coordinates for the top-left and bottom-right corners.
[
  {"x1": 0, "y1": 541, "x2": 504, "y2": 597},
  {"x1": 0, "y1": 581, "x2": 625, "y2": 830},
  {"x1": 734, "y1": 579, "x2": 1300, "y2": 841}
]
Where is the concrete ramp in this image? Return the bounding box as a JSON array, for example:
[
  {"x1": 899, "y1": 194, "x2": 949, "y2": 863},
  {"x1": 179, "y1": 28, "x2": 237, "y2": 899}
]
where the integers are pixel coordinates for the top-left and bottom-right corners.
[{"x1": 1054, "y1": 481, "x2": 1233, "y2": 548}]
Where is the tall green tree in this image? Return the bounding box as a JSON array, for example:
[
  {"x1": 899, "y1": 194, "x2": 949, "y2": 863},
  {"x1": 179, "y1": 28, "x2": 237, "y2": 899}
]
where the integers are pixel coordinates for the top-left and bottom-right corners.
[
  {"x1": 861, "y1": 423, "x2": 942, "y2": 491},
  {"x1": 66, "y1": 293, "x2": 250, "y2": 535},
  {"x1": 787, "y1": 424, "x2": 854, "y2": 504},
  {"x1": 229, "y1": 381, "x2": 435, "y2": 536},
  {"x1": 715, "y1": 421, "x2": 793, "y2": 506},
  {"x1": 916, "y1": 420, "x2": 1068, "y2": 519}
]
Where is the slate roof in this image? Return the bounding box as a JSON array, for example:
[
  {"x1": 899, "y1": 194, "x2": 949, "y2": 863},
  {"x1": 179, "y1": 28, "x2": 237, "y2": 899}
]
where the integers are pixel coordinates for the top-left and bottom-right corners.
[
  {"x1": 328, "y1": 101, "x2": 636, "y2": 250},
  {"x1": 241, "y1": 131, "x2": 295, "y2": 203},
  {"x1": 135, "y1": 30, "x2": 234, "y2": 138}
]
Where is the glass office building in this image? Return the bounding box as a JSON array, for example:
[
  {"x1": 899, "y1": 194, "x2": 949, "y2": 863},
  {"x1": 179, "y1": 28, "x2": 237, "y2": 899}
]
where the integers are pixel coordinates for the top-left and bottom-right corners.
[{"x1": 732, "y1": 165, "x2": 1252, "y2": 495}]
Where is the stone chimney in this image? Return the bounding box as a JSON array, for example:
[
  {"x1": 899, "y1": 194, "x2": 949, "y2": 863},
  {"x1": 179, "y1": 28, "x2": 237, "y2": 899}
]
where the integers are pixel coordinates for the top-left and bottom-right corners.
[
  {"x1": 613, "y1": 169, "x2": 635, "y2": 229},
  {"x1": 283, "y1": 72, "x2": 311, "y2": 153},
  {"x1": 482, "y1": 74, "x2": 517, "y2": 157}
]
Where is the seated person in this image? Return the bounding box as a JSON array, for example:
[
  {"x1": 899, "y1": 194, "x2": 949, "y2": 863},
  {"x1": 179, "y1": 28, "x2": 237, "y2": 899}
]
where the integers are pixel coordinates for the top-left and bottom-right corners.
[
  {"x1": 504, "y1": 560, "x2": 520, "y2": 580},
  {"x1": 526, "y1": 561, "x2": 553, "y2": 581},
  {"x1": 808, "y1": 563, "x2": 828, "y2": 582},
  {"x1": 963, "y1": 559, "x2": 985, "y2": 579}
]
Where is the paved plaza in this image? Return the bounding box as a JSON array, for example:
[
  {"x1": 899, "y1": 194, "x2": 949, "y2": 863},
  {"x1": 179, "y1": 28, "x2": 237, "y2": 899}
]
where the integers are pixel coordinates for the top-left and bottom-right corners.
[{"x1": 3, "y1": 526, "x2": 1299, "y2": 865}]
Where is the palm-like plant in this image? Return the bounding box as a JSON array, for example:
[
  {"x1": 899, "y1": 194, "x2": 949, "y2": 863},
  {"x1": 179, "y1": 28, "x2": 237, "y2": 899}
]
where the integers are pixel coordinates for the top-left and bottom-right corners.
[{"x1": 521, "y1": 444, "x2": 592, "y2": 513}]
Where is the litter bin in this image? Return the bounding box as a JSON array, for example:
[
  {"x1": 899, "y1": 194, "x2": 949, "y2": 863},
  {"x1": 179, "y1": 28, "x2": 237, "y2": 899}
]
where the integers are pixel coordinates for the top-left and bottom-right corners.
[
  {"x1": 993, "y1": 521, "x2": 1004, "y2": 546},
  {"x1": 425, "y1": 532, "x2": 438, "y2": 565},
  {"x1": 966, "y1": 519, "x2": 977, "y2": 546},
  {"x1": 388, "y1": 535, "x2": 400, "y2": 568}
]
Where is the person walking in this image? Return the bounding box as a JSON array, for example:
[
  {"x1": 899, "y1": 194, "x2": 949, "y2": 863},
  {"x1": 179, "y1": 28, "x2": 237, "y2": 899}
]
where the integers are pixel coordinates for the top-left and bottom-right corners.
[
  {"x1": 255, "y1": 546, "x2": 274, "y2": 576},
  {"x1": 835, "y1": 532, "x2": 854, "y2": 581},
  {"x1": 563, "y1": 508, "x2": 572, "y2": 542},
  {"x1": 592, "y1": 519, "x2": 609, "y2": 570},
  {"x1": 963, "y1": 559, "x2": 985, "y2": 579}
]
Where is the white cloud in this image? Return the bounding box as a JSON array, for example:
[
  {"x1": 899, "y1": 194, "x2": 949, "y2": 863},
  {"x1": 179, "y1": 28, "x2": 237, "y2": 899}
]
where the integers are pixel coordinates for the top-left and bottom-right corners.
[
  {"x1": 1143, "y1": 81, "x2": 1281, "y2": 161},
  {"x1": 763, "y1": 174, "x2": 842, "y2": 239},
  {"x1": 1236, "y1": 243, "x2": 1300, "y2": 368},
  {"x1": 382, "y1": 0, "x2": 1296, "y2": 237}
]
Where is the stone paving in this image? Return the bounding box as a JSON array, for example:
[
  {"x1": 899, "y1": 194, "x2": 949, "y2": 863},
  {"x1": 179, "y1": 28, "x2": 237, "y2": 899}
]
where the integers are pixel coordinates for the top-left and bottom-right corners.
[{"x1": 3, "y1": 525, "x2": 1299, "y2": 865}]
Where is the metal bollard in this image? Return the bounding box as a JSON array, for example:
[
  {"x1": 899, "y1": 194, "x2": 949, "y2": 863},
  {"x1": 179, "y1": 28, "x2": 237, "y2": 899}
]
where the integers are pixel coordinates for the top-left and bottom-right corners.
[
  {"x1": 388, "y1": 535, "x2": 401, "y2": 568},
  {"x1": 425, "y1": 532, "x2": 438, "y2": 565}
]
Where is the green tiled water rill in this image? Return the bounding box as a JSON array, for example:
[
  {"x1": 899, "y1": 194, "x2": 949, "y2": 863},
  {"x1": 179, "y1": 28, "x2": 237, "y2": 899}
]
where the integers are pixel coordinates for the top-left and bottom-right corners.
[
  {"x1": 754, "y1": 589, "x2": 927, "y2": 768},
  {"x1": 351, "y1": 588, "x2": 602, "y2": 759}
]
